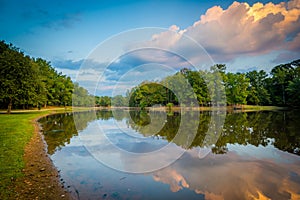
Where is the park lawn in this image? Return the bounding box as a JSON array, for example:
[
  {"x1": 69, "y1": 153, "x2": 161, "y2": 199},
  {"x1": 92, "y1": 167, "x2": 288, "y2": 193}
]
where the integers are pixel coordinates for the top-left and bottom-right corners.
[
  {"x1": 0, "y1": 107, "x2": 76, "y2": 199},
  {"x1": 0, "y1": 107, "x2": 91, "y2": 198},
  {"x1": 0, "y1": 111, "x2": 50, "y2": 198}
]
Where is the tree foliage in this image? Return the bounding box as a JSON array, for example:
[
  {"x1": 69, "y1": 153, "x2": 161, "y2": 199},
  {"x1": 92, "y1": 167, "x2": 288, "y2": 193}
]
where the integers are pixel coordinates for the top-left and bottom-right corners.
[
  {"x1": 116, "y1": 60, "x2": 300, "y2": 108},
  {"x1": 1, "y1": 41, "x2": 299, "y2": 110},
  {"x1": 246, "y1": 70, "x2": 271, "y2": 105},
  {"x1": 225, "y1": 72, "x2": 249, "y2": 105},
  {"x1": 0, "y1": 41, "x2": 92, "y2": 112}
]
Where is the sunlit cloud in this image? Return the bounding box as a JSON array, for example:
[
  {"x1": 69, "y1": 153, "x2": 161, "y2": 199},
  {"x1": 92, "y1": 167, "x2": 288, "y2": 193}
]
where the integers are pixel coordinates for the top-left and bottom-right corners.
[
  {"x1": 153, "y1": 169, "x2": 189, "y2": 192},
  {"x1": 150, "y1": 148, "x2": 300, "y2": 200},
  {"x1": 138, "y1": 0, "x2": 300, "y2": 64},
  {"x1": 54, "y1": 0, "x2": 300, "y2": 95}
]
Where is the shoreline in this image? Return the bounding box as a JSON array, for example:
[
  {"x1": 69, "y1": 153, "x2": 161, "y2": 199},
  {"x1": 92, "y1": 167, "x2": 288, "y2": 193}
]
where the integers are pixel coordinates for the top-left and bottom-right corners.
[
  {"x1": 12, "y1": 114, "x2": 73, "y2": 200},
  {"x1": 2, "y1": 105, "x2": 287, "y2": 199},
  {"x1": 0, "y1": 105, "x2": 288, "y2": 114},
  {"x1": 108, "y1": 105, "x2": 287, "y2": 112}
]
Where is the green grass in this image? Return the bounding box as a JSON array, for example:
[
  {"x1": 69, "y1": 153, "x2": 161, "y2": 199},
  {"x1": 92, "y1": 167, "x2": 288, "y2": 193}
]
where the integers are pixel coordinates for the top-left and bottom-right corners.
[
  {"x1": 0, "y1": 112, "x2": 47, "y2": 198},
  {"x1": 148, "y1": 105, "x2": 286, "y2": 112},
  {"x1": 241, "y1": 105, "x2": 286, "y2": 111},
  {"x1": 0, "y1": 108, "x2": 71, "y2": 199}
]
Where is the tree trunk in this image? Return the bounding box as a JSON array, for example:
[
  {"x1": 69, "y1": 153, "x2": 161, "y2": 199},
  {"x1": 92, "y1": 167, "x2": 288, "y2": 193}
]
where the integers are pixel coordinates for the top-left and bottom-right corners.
[
  {"x1": 282, "y1": 85, "x2": 285, "y2": 105},
  {"x1": 7, "y1": 98, "x2": 12, "y2": 114}
]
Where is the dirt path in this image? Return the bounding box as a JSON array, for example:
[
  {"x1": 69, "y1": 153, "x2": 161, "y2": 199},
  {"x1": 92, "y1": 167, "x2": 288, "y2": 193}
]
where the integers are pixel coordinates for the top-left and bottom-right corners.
[{"x1": 12, "y1": 116, "x2": 73, "y2": 200}]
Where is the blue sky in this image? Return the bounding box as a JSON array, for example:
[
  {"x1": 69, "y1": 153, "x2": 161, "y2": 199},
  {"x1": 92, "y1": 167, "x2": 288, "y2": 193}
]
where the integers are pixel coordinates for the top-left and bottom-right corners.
[
  {"x1": 1, "y1": 0, "x2": 229, "y2": 60},
  {"x1": 1, "y1": 0, "x2": 299, "y2": 96}
]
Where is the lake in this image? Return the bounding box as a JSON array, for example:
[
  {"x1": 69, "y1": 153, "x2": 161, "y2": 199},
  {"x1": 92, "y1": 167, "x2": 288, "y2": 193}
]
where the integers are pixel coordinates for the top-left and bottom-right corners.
[{"x1": 39, "y1": 110, "x2": 300, "y2": 200}]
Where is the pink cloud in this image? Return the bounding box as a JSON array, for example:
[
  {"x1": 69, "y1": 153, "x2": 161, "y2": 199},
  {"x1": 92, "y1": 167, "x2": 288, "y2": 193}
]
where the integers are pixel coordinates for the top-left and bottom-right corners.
[
  {"x1": 145, "y1": 0, "x2": 300, "y2": 63},
  {"x1": 151, "y1": 150, "x2": 300, "y2": 200}
]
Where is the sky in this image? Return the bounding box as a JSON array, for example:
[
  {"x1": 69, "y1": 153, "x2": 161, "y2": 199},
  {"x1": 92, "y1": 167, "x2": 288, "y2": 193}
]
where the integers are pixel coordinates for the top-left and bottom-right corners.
[{"x1": 0, "y1": 0, "x2": 299, "y2": 96}]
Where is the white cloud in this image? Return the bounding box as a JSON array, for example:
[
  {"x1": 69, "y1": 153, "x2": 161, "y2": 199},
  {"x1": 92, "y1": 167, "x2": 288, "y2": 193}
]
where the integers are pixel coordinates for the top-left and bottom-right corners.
[
  {"x1": 58, "y1": 0, "x2": 300, "y2": 95},
  {"x1": 140, "y1": 0, "x2": 300, "y2": 64}
]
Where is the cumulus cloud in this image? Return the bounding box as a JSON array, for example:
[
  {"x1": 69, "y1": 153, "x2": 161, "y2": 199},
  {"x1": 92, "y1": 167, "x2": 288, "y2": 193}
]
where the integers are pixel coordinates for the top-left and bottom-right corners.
[
  {"x1": 58, "y1": 0, "x2": 300, "y2": 95},
  {"x1": 142, "y1": 0, "x2": 300, "y2": 63}
]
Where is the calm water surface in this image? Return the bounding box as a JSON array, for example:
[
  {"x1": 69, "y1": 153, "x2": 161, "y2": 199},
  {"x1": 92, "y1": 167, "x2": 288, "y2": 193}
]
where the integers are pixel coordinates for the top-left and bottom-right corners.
[{"x1": 39, "y1": 110, "x2": 300, "y2": 200}]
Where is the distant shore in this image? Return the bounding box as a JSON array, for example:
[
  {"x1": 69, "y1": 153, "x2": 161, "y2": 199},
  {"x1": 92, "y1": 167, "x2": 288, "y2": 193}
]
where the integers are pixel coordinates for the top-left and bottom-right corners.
[
  {"x1": 95, "y1": 105, "x2": 287, "y2": 112},
  {"x1": 0, "y1": 105, "x2": 287, "y2": 114}
]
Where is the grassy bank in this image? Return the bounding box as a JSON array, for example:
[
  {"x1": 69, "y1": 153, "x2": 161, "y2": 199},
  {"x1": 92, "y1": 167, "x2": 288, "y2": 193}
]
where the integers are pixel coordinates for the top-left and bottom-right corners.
[
  {"x1": 0, "y1": 108, "x2": 73, "y2": 199},
  {"x1": 241, "y1": 105, "x2": 287, "y2": 111},
  {"x1": 0, "y1": 112, "x2": 43, "y2": 198},
  {"x1": 147, "y1": 105, "x2": 285, "y2": 112}
]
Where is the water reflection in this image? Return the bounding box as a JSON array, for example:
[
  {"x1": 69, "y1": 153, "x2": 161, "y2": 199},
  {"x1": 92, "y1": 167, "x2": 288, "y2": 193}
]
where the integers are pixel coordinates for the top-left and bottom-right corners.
[
  {"x1": 39, "y1": 111, "x2": 96, "y2": 154},
  {"x1": 153, "y1": 148, "x2": 300, "y2": 199},
  {"x1": 39, "y1": 110, "x2": 300, "y2": 199},
  {"x1": 40, "y1": 110, "x2": 300, "y2": 156}
]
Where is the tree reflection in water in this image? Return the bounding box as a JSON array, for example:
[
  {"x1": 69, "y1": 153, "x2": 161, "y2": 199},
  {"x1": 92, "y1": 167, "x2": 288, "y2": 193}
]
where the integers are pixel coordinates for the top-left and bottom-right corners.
[
  {"x1": 40, "y1": 110, "x2": 300, "y2": 156},
  {"x1": 39, "y1": 109, "x2": 300, "y2": 200}
]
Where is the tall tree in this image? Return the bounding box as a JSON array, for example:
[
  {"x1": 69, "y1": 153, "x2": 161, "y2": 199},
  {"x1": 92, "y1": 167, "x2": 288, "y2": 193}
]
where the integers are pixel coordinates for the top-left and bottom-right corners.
[
  {"x1": 34, "y1": 58, "x2": 56, "y2": 107},
  {"x1": 246, "y1": 70, "x2": 271, "y2": 105},
  {"x1": 0, "y1": 41, "x2": 95, "y2": 111},
  {"x1": 163, "y1": 73, "x2": 197, "y2": 106},
  {"x1": 0, "y1": 42, "x2": 37, "y2": 113},
  {"x1": 72, "y1": 83, "x2": 94, "y2": 106},
  {"x1": 206, "y1": 64, "x2": 227, "y2": 106},
  {"x1": 225, "y1": 72, "x2": 250, "y2": 105},
  {"x1": 287, "y1": 78, "x2": 300, "y2": 106},
  {"x1": 181, "y1": 69, "x2": 209, "y2": 106},
  {"x1": 270, "y1": 63, "x2": 295, "y2": 105}
]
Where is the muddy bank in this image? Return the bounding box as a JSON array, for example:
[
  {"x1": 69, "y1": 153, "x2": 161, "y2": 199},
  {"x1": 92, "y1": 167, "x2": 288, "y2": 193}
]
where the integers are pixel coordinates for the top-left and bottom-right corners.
[{"x1": 12, "y1": 116, "x2": 73, "y2": 200}]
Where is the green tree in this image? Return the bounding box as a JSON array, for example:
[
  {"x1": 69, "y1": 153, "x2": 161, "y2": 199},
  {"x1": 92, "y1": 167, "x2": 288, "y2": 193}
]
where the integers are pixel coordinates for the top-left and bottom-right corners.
[
  {"x1": 0, "y1": 42, "x2": 38, "y2": 113},
  {"x1": 128, "y1": 82, "x2": 168, "y2": 109},
  {"x1": 162, "y1": 72, "x2": 197, "y2": 106},
  {"x1": 0, "y1": 40, "x2": 99, "y2": 111},
  {"x1": 225, "y1": 72, "x2": 249, "y2": 105},
  {"x1": 205, "y1": 64, "x2": 227, "y2": 106},
  {"x1": 286, "y1": 59, "x2": 300, "y2": 106},
  {"x1": 111, "y1": 95, "x2": 127, "y2": 107},
  {"x1": 180, "y1": 68, "x2": 209, "y2": 106},
  {"x1": 34, "y1": 58, "x2": 58, "y2": 107},
  {"x1": 270, "y1": 63, "x2": 295, "y2": 105},
  {"x1": 246, "y1": 70, "x2": 271, "y2": 105},
  {"x1": 287, "y1": 78, "x2": 300, "y2": 106},
  {"x1": 72, "y1": 83, "x2": 94, "y2": 106},
  {"x1": 60, "y1": 76, "x2": 74, "y2": 107},
  {"x1": 95, "y1": 96, "x2": 111, "y2": 107}
]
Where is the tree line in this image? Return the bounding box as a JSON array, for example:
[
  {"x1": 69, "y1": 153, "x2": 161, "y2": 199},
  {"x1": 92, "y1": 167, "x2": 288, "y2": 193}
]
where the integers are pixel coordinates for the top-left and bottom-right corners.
[
  {"x1": 104, "y1": 60, "x2": 299, "y2": 108},
  {"x1": 1, "y1": 40, "x2": 299, "y2": 112},
  {"x1": 0, "y1": 41, "x2": 93, "y2": 113}
]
